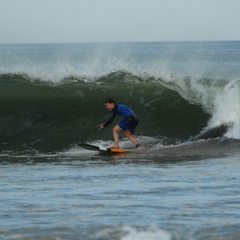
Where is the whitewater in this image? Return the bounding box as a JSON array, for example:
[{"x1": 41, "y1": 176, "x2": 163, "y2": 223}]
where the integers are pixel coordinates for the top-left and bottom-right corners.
[{"x1": 0, "y1": 41, "x2": 240, "y2": 240}]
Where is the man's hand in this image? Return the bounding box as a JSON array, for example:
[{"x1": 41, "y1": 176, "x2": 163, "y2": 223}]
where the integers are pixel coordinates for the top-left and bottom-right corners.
[{"x1": 100, "y1": 124, "x2": 104, "y2": 129}]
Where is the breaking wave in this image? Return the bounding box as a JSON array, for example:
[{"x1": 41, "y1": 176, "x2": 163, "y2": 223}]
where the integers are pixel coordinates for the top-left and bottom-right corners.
[{"x1": 0, "y1": 71, "x2": 239, "y2": 152}]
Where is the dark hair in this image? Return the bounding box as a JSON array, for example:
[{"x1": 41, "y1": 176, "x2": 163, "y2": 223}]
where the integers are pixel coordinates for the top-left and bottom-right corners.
[{"x1": 105, "y1": 99, "x2": 116, "y2": 104}]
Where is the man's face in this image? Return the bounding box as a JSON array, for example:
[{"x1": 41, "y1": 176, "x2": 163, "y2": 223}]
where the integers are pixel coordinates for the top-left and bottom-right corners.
[{"x1": 105, "y1": 102, "x2": 115, "y2": 111}]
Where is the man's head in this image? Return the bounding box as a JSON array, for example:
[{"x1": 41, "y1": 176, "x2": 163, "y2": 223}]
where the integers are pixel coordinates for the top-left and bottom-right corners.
[{"x1": 105, "y1": 99, "x2": 116, "y2": 111}]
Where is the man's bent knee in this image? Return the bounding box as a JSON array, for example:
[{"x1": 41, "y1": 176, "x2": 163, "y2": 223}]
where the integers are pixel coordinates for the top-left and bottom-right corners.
[
  {"x1": 113, "y1": 125, "x2": 121, "y2": 133},
  {"x1": 125, "y1": 131, "x2": 131, "y2": 138}
]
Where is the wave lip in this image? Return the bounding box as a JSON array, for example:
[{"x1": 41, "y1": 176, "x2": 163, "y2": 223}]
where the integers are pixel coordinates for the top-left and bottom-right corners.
[
  {"x1": 161, "y1": 76, "x2": 240, "y2": 140},
  {"x1": 200, "y1": 78, "x2": 240, "y2": 140}
]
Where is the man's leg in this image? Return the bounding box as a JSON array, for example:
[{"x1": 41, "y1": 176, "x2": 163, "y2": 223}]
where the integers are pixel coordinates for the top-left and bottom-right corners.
[
  {"x1": 111, "y1": 125, "x2": 122, "y2": 148},
  {"x1": 125, "y1": 130, "x2": 139, "y2": 146}
]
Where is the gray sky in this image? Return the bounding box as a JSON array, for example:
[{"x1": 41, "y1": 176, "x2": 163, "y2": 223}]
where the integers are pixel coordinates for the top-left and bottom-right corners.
[{"x1": 0, "y1": 0, "x2": 240, "y2": 44}]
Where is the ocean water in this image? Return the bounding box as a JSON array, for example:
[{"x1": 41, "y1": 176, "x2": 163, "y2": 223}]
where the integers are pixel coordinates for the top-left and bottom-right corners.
[{"x1": 0, "y1": 41, "x2": 240, "y2": 239}]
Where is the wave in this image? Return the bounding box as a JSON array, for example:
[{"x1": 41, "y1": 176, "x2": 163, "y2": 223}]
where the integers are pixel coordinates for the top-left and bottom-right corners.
[{"x1": 0, "y1": 71, "x2": 239, "y2": 152}]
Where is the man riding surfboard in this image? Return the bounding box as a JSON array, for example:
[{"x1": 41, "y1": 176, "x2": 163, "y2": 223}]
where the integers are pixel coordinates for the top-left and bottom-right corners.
[{"x1": 100, "y1": 99, "x2": 141, "y2": 149}]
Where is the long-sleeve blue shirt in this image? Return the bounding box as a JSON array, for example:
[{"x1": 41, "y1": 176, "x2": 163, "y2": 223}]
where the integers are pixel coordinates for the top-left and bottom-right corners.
[{"x1": 103, "y1": 104, "x2": 137, "y2": 128}]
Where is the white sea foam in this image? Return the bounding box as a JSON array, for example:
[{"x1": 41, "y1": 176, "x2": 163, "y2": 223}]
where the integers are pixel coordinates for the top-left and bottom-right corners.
[
  {"x1": 121, "y1": 226, "x2": 171, "y2": 240},
  {"x1": 206, "y1": 78, "x2": 240, "y2": 139},
  {"x1": 162, "y1": 76, "x2": 240, "y2": 139}
]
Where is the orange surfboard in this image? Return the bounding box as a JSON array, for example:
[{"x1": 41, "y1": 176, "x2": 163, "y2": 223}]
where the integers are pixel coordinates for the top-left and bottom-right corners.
[{"x1": 79, "y1": 143, "x2": 132, "y2": 153}]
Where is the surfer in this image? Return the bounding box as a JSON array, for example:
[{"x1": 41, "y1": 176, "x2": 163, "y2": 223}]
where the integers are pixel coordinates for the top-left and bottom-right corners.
[{"x1": 100, "y1": 99, "x2": 141, "y2": 149}]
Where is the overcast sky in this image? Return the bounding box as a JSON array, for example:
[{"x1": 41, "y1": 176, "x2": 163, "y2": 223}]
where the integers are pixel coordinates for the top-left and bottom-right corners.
[{"x1": 0, "y1": 0, "x2": 239, "y2": 44}]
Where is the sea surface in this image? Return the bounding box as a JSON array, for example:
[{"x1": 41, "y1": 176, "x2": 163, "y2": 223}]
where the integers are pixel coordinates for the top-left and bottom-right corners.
[{"x1": 0, "y1": 41, "x2": 240, "y2": 239}]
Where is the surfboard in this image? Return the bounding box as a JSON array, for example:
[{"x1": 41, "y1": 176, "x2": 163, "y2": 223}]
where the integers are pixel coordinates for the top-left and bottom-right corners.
[{"x1": 79, "y1": 143, "x2": 132, "y2": 153}]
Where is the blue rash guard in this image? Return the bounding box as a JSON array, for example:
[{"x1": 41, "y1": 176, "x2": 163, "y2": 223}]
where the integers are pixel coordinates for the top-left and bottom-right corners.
[{"x1": 103, "y1": 104, "x2": 139, "y2": 134}]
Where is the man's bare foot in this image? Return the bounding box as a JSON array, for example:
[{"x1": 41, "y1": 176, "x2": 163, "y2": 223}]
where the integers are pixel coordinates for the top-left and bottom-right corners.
[
  {"x1": 135, "y1": 145, "x2": 145, "y2": 150},
  {"x1": 110, "y1": 145, "x2": 119, "y2": 149}
]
